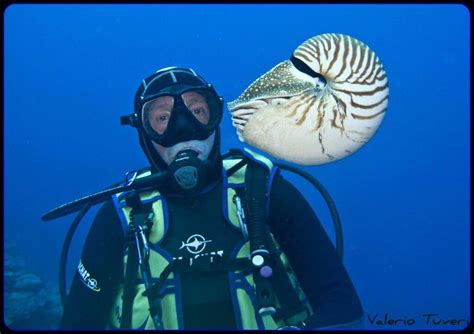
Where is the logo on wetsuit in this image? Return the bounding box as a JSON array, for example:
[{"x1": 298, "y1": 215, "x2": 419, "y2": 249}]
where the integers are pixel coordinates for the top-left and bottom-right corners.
[
  {"x1": 179, "y1": 234, "x2": 212, "y2": 254},
  {"x1": 78, "y1": 259, "x2": 101, "y2": 292},
  {"x1": 175, "y1": 233, "x2": 225, "y2": 265}
]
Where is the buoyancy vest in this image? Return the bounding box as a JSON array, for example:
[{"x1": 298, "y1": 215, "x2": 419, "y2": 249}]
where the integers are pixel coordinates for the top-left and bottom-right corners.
[{"x1": 107, "y1": 149, "x2": 314, "y2": 330}]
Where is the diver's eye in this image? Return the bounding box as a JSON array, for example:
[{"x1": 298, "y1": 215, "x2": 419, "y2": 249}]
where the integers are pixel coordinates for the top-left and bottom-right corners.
[
  {"x1": 158, "y1": 115, "x2": 169, "y2": 122},
  {"x1": 190, "y1": 107, "x2": 210, "y2": 125}
]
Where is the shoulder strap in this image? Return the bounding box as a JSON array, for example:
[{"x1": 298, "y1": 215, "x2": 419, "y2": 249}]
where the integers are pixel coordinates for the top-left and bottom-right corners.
[
  {"x1": 243, "y1": 159, "x2": 278, "y2": 315},
  {"x1": 223, "y1": 148, "x2": 279, "y2": 315},
  {"x1": 235, "y1": 148, "x2": 309, "y2": 322},
  {"x1": 120, "y1": 191, "x2": 156, "y2": 329},
  {"x1": 121, "y1": 233, "x2": 138, "y2": 329}
]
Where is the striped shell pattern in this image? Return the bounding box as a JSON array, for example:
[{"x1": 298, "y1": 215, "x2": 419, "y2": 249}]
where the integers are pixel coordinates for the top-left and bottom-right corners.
[{"x1": 227, "y1": 33, "x2": 389, "y2": 165}]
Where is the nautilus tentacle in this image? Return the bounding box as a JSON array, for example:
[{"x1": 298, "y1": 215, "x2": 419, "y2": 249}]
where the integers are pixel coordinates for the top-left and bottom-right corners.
[{"x1": 227, "y1": 33, "x2": 389, "y2": 165}]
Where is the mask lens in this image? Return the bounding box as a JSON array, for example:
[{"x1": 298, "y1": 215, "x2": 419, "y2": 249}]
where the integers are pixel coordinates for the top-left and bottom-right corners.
[
  {"x1": 185, "y1": 88, "x2": 222, "y2": 128},
  {"x1": 182, "y1": 91, "x2": 211, "y2": 125},
  {"x1": 142, "y1": 95, "x2": 174, "y2": 135},
  {"x1": 141, "y1": 89, "x2": 222, "y2": 138}
]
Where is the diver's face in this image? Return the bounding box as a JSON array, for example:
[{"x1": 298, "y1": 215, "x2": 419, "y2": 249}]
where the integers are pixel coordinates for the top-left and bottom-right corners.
[
  {"x1": 148, "y1": 91, "x2": 216, "y2": 165},
  {"x1": 152, "y1": 131, "x2": 216, "y2": 166},
  {"x1": 145, "y1": 91, "x2": 211, "y2": 136}
]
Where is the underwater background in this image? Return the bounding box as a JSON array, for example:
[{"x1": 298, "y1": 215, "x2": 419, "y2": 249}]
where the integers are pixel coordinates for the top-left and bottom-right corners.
[{"x1": 3, "y1": 4, "x2": 470, "y2": 330}]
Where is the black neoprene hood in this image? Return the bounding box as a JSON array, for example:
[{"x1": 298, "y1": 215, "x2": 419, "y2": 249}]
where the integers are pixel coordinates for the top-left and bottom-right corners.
[{"x1": 124, "y1": 67, "x2": 224, "y2": 176}]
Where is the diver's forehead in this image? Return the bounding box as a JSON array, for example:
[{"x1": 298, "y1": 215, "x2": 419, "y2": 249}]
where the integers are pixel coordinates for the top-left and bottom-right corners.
[
  {"x1": 182, "y1": 91, "x2": 207, "y2": 104},
  {"x1": 148, "y1": 96, "x2": 174, "y2": 108}
]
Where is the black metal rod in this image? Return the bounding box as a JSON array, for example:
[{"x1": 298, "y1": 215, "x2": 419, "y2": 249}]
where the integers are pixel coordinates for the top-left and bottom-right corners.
[{"x1": 42, "y1": 184, "x2": 127, "y2": 221}]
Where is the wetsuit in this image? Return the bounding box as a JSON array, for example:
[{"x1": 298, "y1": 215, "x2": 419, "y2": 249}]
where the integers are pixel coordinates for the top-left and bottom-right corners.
[{"x1": 60, "y1": 174, "x2": 364, "y2": 329}]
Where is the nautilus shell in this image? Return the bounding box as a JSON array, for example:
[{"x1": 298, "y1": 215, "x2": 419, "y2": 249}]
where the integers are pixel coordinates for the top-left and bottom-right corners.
[{"x1": 227, "y1": 33, "x2": 389, "y2": 165}]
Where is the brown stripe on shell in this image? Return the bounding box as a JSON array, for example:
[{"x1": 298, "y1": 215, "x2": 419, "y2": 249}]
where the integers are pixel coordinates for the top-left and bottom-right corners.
[
  {"x1": 332, "y1": 82, "x2": 388, "y2": 96},
  {"x1": 321, "y1": 34, "x2": 331, "y2": 60},
  {"x1": 334, "y1": 35, "x2": 351, "y2": 80},
  {"x1": 314, "y1": 102, "x2": 326, "y2": 131},
  {"x1": 349, "y1": 36, "x2": 359, "y2": 77},
  {"x1": 308, "y1": 38, "x2": 321, "y2": 57},
  {"x1": 293, "y1": 50, "x2": 312, "y2": 63},
  {"x1": 296, "y1": 93, "x2": 318, "y2": 125},
  {"x1": 284, "y1": 91, "x2": 314, "y2": 117},
  {"x1": 302, "y1": 41, "x2": 317, "y2": 55},
  {"x1": 326, "y1": 35, "x2": 342, "y2": 76},
  {"x1": 318, "y1": 132, "x2": 325, "y2": 154},
  {"x1": 289, "y1": 93, "x2": 315, "y2": 121},
  {"x1": 350, "y1": 94, "x2": 388, "y2": 110},
  {"x1": 298, "y1": 44, "x2": 316, "y2": 58},
  {"x1": 357, "y1": 47, "x2": 374, "y2": 83},
  {"x1": 354, "y1": 45, "x2": 371, "y2": 83},
  {"x1": 351, "y1": 108, "x2": 387, "y2": 120}
]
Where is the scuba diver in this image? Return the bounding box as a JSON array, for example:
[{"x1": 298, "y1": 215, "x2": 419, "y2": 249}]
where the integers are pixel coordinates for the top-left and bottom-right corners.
[{"x1": 58, "y1": 67, "x2": 364, "y2": 330}]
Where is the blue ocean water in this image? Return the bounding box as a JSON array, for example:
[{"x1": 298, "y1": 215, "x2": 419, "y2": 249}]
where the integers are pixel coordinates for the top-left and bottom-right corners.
[{"x1": 4, "y1": 4, "x2": 470, "y2": 330}]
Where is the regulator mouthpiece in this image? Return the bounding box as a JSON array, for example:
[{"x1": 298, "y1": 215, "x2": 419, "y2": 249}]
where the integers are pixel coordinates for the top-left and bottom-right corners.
[{"x1": 168, "y1": 150, "x2": 202, "y2": 191}]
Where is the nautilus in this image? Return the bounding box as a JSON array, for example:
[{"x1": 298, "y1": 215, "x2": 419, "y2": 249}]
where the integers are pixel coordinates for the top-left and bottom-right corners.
[{"x1": 227, "y1": 33, "x2": 389, "y2": 165}]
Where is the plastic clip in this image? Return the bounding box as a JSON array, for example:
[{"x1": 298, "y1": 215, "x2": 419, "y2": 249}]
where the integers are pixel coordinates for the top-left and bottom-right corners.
[
  {"x1": 124, "y1": 170, "x2": 138, "y2": 187},
  {"x1": 134, "y1": 224, "x2": 150, "y2": 265},
  {"x1": 233, "y1": 195, "x2": 249, "y2": 239}
]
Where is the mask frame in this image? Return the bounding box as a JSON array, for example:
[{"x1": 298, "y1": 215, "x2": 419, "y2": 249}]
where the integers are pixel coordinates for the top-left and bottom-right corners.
[{"x1": 140, "y1": 86, "x2": 223, "y2": 147}]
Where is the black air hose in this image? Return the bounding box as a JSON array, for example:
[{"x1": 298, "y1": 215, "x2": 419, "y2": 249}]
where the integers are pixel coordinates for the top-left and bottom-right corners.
[
  {"x1": 274, "y1": 162, "x2": 343, "y2": 261},
  {"x1": 59, "y1": 202, "x2": 93, "y2": 307}
]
